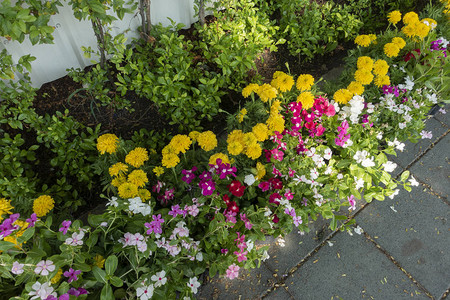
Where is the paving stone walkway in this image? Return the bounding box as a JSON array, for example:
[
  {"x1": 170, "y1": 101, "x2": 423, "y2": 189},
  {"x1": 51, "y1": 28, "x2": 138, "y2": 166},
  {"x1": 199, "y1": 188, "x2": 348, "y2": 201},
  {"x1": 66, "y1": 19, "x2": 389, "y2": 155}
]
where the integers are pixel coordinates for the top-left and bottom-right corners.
[{"x1": 197, "y1": 105, "x2": 450, "y2": 300}]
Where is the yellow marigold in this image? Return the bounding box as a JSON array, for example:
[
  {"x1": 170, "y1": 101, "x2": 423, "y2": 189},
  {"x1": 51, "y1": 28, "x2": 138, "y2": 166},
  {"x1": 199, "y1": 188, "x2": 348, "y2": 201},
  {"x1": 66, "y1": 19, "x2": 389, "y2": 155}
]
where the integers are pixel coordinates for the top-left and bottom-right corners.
[
  {"x1": 227, "y1": 130, "x2": 245, "y2": 145},
  {"x1": 257, "y1": 84, "x2": 278, "y2": 102},
  {"x1": 266, "y1": 114, "x2": 285, "y2": 134},
  {"x1": 153, "y1": 166, "x2": 164, "y2": 177},
  {"x1": 162, "y1": 153, "x2": 180, "y2": 168},
  {"x1": 392, "y1": 37, "x2": 406, "y2": 49},
  {"x1": 333, "y1": 89, "x2": 353, "y2": 105},
  {"x1": 384, "y1": 43, "x2": 400, "y2": 58},
  {"x1": 357, "y1": 56, "x2": 374, "y2": 71},
  {"x1": 197, "y1": 131, "x2": 217, "y2": 152},
  {"x1": 270, "y1": 100, "x2": 282, "y2": 113},
  {"x1": 242, "y1": 83, "x2": 260, "y2": 98},
  {"x1": 209, "y1": 153, "x2": 232, "y2": 165},
  {"x1": 96, "y1": 134, "x2": 119, "y2": 154},
  {"x1": 373, "y1": 60, "x2": 389, "y2": 76},
  {"x1": 243, "y1": 132, "x2": 258, "y2": 147},
  {"x1": 252, "y1": 123, "x2": 269, "y2": 142},
  {"x1": 33, "y1": 195, "x2": 54, "y2": 217},
  {"x1": 93, "y1": 255, "x2": 105, "y2": 269},
  {"x1": 245, "y1": 143, "x2": 262, "y2": 160},
  {"x1": 422, "y1": 18, "x2": 437, "y2": 30},
  {"x1": 347, "y1": 81, "x2": 365, "y2": 96},
  {"x1": 138, "y1": 189, "x2": 152, "y2": 201},
  {"x1": 111, "y1": 174, "x2": 126, "y2": 188},
  {"x1": 296, "y1": 74, "x2": 315, "y2": 91},
  {"x1": 271, "y1": 71, "x2": 294, "y2": 92},
  {"x1": 118, "y1": 182, "x2": 138, "y2": 199},
  {"x1": 297, "y1": 91, "x2": 315, "y2": 110},
  {"x1": 237, "y1": 108, "x2": 247, "y2": 123},
  {"x1": 0, "y1": 198, "x2": 14, "y2": 217},
  {"x1": 402, "y1": 23, "x2": 416, "y2": 38},
  {"x1": 127, "y1": 169, "x2": 148, "y2": 188},
  {"x1": 255, "y1": 162, "x2": 266, "y2": 180},
  {"x1": 374, "y1": 75, "x2": 391, "y2": 88},
  {"x1": 169, "y1": 135, "x2": 192, "y2": 154},
  {"x1": 354, "y1": 35, "x2": 371, "y2": 47},
  {"x1": 109, "y1": 162, "x2": 128, "y2": 177},
  {"x1": 188, "y1": 131, "x2": 200, "y2": 142},
  {"x1": 387, "y1": 10, "x2": 402, "y2": 24},
  {"x1": 369, "y1": 34, "x2": 377, "y2": 44},
  {"x1": 415, "y1": 22, "x2": 430, "y2": 39},
  {"x1": 51, "y1": 269, "x2": 63, "y2": 284},
  {"x1": 354, "y1": 69, "x2": 374, "y2": 85},
  {"x1": 125, "y1": 147, "x2": 149, "y2": 168},
  {"x1": 227, "y1": 141, "x2": 244, "y2": 156},
  {"x1": 403, "y1": 12, "x2": 419, "y2": 25}
]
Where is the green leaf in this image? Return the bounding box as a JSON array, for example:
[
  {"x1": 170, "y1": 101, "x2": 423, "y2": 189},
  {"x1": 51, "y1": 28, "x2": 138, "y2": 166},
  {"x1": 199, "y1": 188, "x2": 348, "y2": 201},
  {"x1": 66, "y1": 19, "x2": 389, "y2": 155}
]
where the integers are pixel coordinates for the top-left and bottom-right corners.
[
  {"x1": 92, "y1": 266, "x2": 107, "y2": 284},
  {"x1": 400, "y1": 171, "x2": 410, "y2": 182},
  {"x1": 105, "y1": 255, "x2": 118, "y2": 275},
  {"x1": 0, "y1": 241, "x2": 16, "y2": 251},
  {"x1": 101, "y1": 284, "x2": 113, "y2": 300},
  {"x1": 17, "y1": 227, "x2": 35, "y2": 244},
  {"x1": 110, "y1": 276, "x2": 123, "y2": 287}
]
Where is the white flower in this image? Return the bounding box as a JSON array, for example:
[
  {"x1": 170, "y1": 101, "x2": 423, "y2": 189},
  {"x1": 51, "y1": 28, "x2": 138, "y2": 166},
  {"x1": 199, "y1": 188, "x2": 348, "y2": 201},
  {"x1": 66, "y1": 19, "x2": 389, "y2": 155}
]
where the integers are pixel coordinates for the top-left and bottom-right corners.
[
  {"x1": 324, "y1": 166, "x2": 332, "y2": 175},
  {"x1": 276, "y1": 236, "x2": 286, "y2": 247},
  {"x1": 438, "y1": 37, "x2": 449, "y2": 48},
  {"x1": 354, "y1": 226, "x2": 363, "y2": 235},
  {"x1": 244, "y1": 174, "x2": 256, "y2": 186},
  {"x1": 34, "y1": 260, "x2": 55, "y2": 276},
  {"x1": 106, "y1": 196, "x2": 118, "y2": 207},
  {"x1": 100, "y1": 222, "x2": 108, "y2": 227},
  {"x1": 261, "y1": 250, "x2": 270, "y2": 261},
  {"x1": 388, "y1": 189, "x2": 400, "y2": 199},
  {"x1": 187, "y1": 277, "x2": 201, "y2": 294},
  {"x1": 420, "y1": 130, "x2": 433, "y2": 139},
  {"x1": 343, "y1": 139, "x2": 353, "y2": 148},
  {"x1": 11, "y1": 261, "x2": 24, "y2": 275},
  {"x1": 151, "y1": 270, "x2": 167, "y2": 287},
  {"x1": 398, "y1": 76, "x2": 414, "y2": 91},
  {"x1": 354, "y1": 177, "x2": 364, "y2": 189},
  {"x1": 409, "y1": 176, "x2": 419, "y2": 186},
  {"x1": 383, "y1": 161, "x2": 397, "y2": 173},
  {"x1": 28, "y1": 282, "x2": 56, "y2": 300},
  {"x1": 310, "y1": 168, "x2": 319, "y2": 180},
  {"x1": 136, "y1": 284, "x2": 154, "y2": 300},
  {"x1": 247, "y1": 240, "x2": 254, "y2": 252},
  {"x1": 353, "y1": 150, "x2": 368, "y2": 164},
  {"x1": 323, "y1": 148, "x2": 332, "y2": 160},
  {"x1": 426, "y1": 93, "x2": 438, "y2": 104},
  {"x1": 196, "y1": 252, "x2": 203, "y2": 261},
  {"x1": 439, "y1": 108, "x2": 446, "y2": 114},
  {"x1": 376, "y1": 132, "x2": 383, "y2": 140},
  {"x1": 399, "y1": 122, "x2": 406, "y2": 129},
  {"x1": 137, "y1": 241, "x2": 147, "y2": 253},
  {"x1": 65, "y1": 231, "x2": 84, "y2": 246},
  {"x1": 337, "y1": 173, "x2": 343, "y2": 180},
  {"x1": 396, "y1": 142, "x2": 405, "y2": 152},
  {"x1": 263, "y1": 207, "x2": 272, "y2": 217}
]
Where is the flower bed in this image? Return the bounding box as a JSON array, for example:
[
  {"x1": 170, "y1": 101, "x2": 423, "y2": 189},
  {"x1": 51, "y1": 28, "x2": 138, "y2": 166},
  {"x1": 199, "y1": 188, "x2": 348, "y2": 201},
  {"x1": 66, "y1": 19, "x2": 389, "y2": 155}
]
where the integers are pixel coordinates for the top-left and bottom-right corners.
[{"x1": 1, "y1": 6, "x2": 449, "y2": 300}]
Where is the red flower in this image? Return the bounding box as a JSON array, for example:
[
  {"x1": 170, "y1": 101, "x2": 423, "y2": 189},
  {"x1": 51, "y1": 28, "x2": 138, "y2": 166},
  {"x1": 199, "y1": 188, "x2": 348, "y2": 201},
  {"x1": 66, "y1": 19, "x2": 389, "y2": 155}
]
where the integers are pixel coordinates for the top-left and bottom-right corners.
[
  {"x1": 227, "y1": 201, "x2": 240, "y2": 213},
  {"x1": 404, "y1": 49, "x2": 421, "y2": 62},
  {"x1": 228, "y1": 180, "x2": 245, "y2": 197},
  {"x1": 272, "y1": 214, "x2": 279, "y2": 223},
  {"x1": 269, "y1": 193, "x2": 281, "y2": 205},
  {"x1": 223, "y1": 194, "x2": 230, "y2": 205},
  {"x1": 269, "y1": 177, "x2": 283, "y2": 190}
]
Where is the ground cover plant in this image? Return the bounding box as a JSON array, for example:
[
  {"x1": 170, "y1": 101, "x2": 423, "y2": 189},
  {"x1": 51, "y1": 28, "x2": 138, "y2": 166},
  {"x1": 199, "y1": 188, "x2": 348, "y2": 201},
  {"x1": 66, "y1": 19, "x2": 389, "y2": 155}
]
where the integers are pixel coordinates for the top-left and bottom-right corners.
[{"x1": 0, "y1": 0, "x2": 449, "y2": 299}]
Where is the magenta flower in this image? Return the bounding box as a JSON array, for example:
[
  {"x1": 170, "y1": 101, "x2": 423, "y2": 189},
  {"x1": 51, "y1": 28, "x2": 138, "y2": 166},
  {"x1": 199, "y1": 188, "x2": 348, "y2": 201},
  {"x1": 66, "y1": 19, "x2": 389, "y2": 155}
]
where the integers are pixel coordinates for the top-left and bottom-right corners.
[
  {"x1": 221, "y1": 248, "x2": 228, "y2": 254},
  {"x1": 63, "y1": 268, "x2": 81, "y2": 283},
  {"x1": 26, "y1": 213, "x2": 37, "y2": 228},
  {"x1": 199, "y1": 171, "x2": 212, "y2": 181},
  {"x1": 0, "y1": 213, "x2": 20, "y2": 238},
  {"x1": 271, "y1": 149, "x2": 284, "y2": 161},
  {"x1": 234, "y1": 250, "x2": 248, "y2": 262},
  {"x1": 59, "y1": 220, "x2": 71, "y2": 235},
  {"x1": 181, "y1": 167, "x2": 197, "y2": 184},
  {"x1": 226, "y1": 263, "x2": 240, "y2": 280},
  {"x1": 348, "y1": 195, "x2": 356, "y2": 211},
  {"x1": 258, "y1": 181, "x2": 270, "y2": 192},
  {"x1": 168, "y1": 204, "x2": 184, "y2": 218},
  {"x1": 284, "y1": 208, "x2": 296, "y2": 217},
  {"x1": 145, "y1": 214, "x2": 165, "y2": 235},
  {"x1": 293, "y1": 215, "x2": 303, "y2": 227},
  {"x1": 199, "y1": 180, "x2": 215, "y2": 196}
]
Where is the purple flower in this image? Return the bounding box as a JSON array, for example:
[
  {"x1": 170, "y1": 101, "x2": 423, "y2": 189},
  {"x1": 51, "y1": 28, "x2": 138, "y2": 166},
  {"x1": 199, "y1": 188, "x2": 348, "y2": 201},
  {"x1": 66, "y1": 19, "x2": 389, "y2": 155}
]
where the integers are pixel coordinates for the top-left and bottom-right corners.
[
  {"x1": 26, "y1": 213, "x2": 37, "y2": 228},
  {"x1": 168, "y1": 204, "x2": 184, "y2": 218},
  {"x1": 199, "y1": 171, "x2": 212, "y2": 181},
  {"x1": 63, "y1": 268, "x2": 82, "y2": 283},
  {"x1": 199, "y1": 180, "x2": 216, "y2": 196},
  {"x1": 145, "y1": 214, "x2": 165, "y2": 235},
  {"x1": 0, "y1": 213, "x2": 20, "y2": 238},
  {"x1": 293, "y1": 215, "x2": 303, "y2": 227},
  {"x1": 284, "y1": 208, "x2": 296, "y2": 217},
  {"x1": 59, "y1": 220, "x2": 71, "y2": 235},
  {"x1": 181, "y1": 167, "x2": 197, "y2": 184}
]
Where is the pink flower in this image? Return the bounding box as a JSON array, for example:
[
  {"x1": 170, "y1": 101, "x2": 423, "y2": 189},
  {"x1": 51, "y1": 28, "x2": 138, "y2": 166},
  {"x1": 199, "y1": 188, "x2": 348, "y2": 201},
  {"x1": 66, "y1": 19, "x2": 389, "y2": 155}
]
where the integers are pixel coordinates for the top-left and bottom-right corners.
[
  {"x1": 234, "y1": 250, "x2": 248, "y2": 262},
  {"x1": 271, "y1": 149, "x2": 284, "y2": 161},
  {"x1": 26, "y1": 213, "x2": 37, "y2": 228},
  {"x1": 63, "y1": 268, "x2": 81, "y2": 283},
  {"x1": 34, "y1": 260, "x2": 55, "y2": 276},
  {"x1": 226, "y1": 263, "x2": 240, "y2": 280},
  {"x1": 348, "y1": 195, "x2": 356, "y2": 211},
  {"x1": 293, "y1": 215, "x2": 302, "y2": 227},
  {"x1": 59, "y1": 220, "x2": 71, "y2": 235}
]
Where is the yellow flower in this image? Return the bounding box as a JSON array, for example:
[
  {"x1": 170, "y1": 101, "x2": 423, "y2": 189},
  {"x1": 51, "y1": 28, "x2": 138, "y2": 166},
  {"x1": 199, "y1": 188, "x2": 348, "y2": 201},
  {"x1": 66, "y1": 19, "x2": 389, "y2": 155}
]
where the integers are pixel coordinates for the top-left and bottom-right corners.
[
  {"x1": 422, "y1": 18, "x2": 437, "y2": 30},
  {"x1": 252, "y1": 123, "x2": 269, "y2": 142},
  {"x1": 209, "y1": 153, "x2": 232, "y2": 165},
  {"x1": 374, "y1": 75, "x2": 391, "y2": 88},
  {"x1": 93, "y1": 255, "x2": 106, "y2": 269},
  {"x1": 109, "y1": 162, "x2": 128, "y2": 177},
  {"x1": 245, "y1": 143, "x2": 262, "y2": 160},
  {"x1": 266, "y1": 113, "x2": 285, "y2": 135},
  {"x1": 347, "y1": 81, "x2": 365, "y2": 96},
  {"x1": 255, "y1": 162, "x2": 266, "y2": 180},
  {"x1": 296, "y1": 74, "x2": 315, "y2": 91},
  {"x1": 357, "y1": 56, "x2": 374, "y2": 71},
  {"x1": 403, "y1": 12, "x2": 419, "y2": 25},
  {"x1": 387, "y1": 10, "x2": 402, "y2": 24},
  {"x1": 392, "y1": 37, "x2": 406, "y2": 49},
  {"x1": 368, "y1": 34, "x2": 377, "y2": 44},
  {"x1": 243, "y1": 132, "x2": 258, "y2": 147},
  {"x1": 354, "y1": 35, "x2": 371, "y2": 47},
  {"x1": 256, "y1": 84, "x2": 278, "y2": 102},
  {"x1": 237, "y1": 108, "x2": 247, "y2": 123},
  {"x1": 138, "y1": 189, "x2": 151, "y2": 201},
  {"x1": 0, "y1": 198, "x2": 14, "y2": 218},
  {"x1": 33, "y1": 195, "x2": 54, "y2": 217},
  {"x1": 242, "y1": 83, "x2": 260, "y2": 98},
  {"x1": 227, "y1": 130, "x2": 245, "y2": 145},
  {"x1": 127, "y1": 169, "x2": 148, "y2": 188},
  {"x1": 125, "y1": 147, "x2": 149, "y2": 168},
  {"x1": 373, "y1": 60, "x2": 389, "y2": 76},
  {"x1": 118, "y1": 182, "x2": 138, "y2": 199},
  {"x1": 333, "y1": 89, "x2": 353, "y2": 105},
  {"x1": 271, "y1": 71, "x2": 294, "y2": 92},
  {"x1": 96, "y1": 134, "x2": 119, "y2": 154},
  {"x1": 162, "y1": 153, "x2": 180, "y2": 168},
  {"x1": 297, "y1": 91, "x2": 315, "y2": 110},
  {"x1": 402, "y1": 23, "x2": 416, "y2": 38},
  {"x1": 227, "y1": 141, "x2": 244, "y2": 156},
  {"x1": 354, "y1": 69, "x2": 374, "y2": 85},
  {"x1": 197, "y1": 131, "x2": 217, "y2": 152},
  {"x1": 169, "y1": 135, "x2": 192, "y2": 154},
  {"x1": 188, "y1": 131, "x2": 200, "y2": 142},
  {"x1": 51, "y1": 269, "x2": 63, "y2": 284},
  {"x1": 153, "y1": 166, "x2": 164, "y2": 177},
  {"x1": 384, "y1": 43, "x2": 400, "y2": 57},
  {"x1": 111, "y1": 174, "x2": 126, "y2": 188},
  {"x1": 415, "y1": 22, "x2": 430, "y2": 39}
]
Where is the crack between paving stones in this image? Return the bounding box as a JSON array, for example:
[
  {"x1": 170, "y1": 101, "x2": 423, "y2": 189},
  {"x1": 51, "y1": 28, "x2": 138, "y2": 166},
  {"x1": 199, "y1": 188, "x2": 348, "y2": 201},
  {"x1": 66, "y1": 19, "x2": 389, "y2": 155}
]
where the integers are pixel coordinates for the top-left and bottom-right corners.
[
  {"x1": 362, "y1": 231, "x2": 435, "y2": 299},
  {"x1": 440, "y1": 286, "x2": 450, "y2": 300}
]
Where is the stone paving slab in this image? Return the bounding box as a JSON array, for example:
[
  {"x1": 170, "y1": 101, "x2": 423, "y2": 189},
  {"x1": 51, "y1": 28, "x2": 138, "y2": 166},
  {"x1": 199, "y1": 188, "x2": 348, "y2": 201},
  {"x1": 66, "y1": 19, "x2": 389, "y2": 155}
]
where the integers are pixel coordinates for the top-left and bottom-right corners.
[
  {"x1": 263, "y1": 286, "x2": 294, "y2": 300},
  {"x1": 433, "y1": 103, "x2": 449, "y2": 127},
  {"x1": 356, "y1": 187, "x2": 450, "y2": 298},
  {"x1": 409, "y1": 133, "x2": 450, "y2": 199},
  {"x1": 197, "y1": 261, "x2": 275, "y2": 300},
  {"x1": 390, "y1": 117, "x2": 449, "y2": 169},
  {"x1": 282, "y1": 231, "x2": 428, "y2": 299}
]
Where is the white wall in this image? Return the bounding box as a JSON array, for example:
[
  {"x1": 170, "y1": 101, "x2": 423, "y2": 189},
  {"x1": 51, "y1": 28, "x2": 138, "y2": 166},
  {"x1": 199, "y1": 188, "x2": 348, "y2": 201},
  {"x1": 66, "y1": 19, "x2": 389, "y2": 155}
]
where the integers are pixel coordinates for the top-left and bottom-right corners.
[{"x1": 1, "y1": 0, "x2": 197, "y2": 87}]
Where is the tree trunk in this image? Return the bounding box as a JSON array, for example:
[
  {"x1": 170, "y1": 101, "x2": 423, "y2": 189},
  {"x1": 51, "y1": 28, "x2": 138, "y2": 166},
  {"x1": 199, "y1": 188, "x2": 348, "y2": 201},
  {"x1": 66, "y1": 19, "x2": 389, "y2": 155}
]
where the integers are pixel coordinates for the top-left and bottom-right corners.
[{"x1": 199, "y1": 0, "x2": 205, "y2": 26}]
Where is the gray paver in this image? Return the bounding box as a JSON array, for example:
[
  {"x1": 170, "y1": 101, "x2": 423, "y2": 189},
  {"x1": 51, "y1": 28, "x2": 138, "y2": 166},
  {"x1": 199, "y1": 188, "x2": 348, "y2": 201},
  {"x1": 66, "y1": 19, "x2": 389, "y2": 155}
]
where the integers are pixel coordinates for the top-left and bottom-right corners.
[
  {"x1": 390, "y1": 117, "x2": 449, "y2": 169},
  {"x1": 197, "y1": 262, "x2": 275, "y2": 300},
  {"x1": 433, "y1": 103, "x2": 449, "y2": 126},
  {"x1": 356, "y1": 188, "x2": 450, "y2": 298},
  {"x1": 264, "y1": 286, "x2": 294, "y2": 300},
  {"x1": 283, "y1": 231, "x2": 429, "y2": 299},
  {"x1": 409, "y1": 133, "x2": 450, "y2": 198}
]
